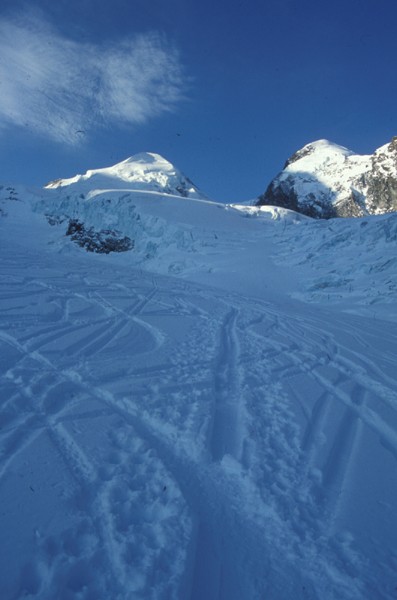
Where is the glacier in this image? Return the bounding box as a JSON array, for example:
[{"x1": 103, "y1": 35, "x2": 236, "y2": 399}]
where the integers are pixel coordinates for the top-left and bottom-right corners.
[{"x1": 0, "y1": 155, "x2": 397, "y2": 600}]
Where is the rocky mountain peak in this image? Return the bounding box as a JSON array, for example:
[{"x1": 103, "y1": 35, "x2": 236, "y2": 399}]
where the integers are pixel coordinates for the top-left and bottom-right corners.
[{"x1": 257, "y1": 137, "x2": 397, "y2": 218}]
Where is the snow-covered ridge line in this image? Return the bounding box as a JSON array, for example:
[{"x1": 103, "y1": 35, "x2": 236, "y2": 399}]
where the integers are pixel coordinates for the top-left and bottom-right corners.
[{"x1": 42, "y1": 136, "x2": 397, "y2": 219}]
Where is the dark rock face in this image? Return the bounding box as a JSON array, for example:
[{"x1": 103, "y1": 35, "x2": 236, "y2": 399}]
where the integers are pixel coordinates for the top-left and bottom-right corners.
[
  {"x1": 259, "y1": 177, "x2": 338, "y2": 219},
  {"x1": 283, "y1": 145, "x2": 316, "y2": 169},
  {"x1": 337, "y1": 191, "x2": 366, "y2": 218},
  {"x1": 366, "y1": 137, "x2": 397, "y2": 214},
  {"x1": 66, "y1": 219, "x2": 134, "y2": 253},
  {"x1": 257, "y1": 137, "x2": 397, "y2": 219},
  {"x1": 260, "y1": 177, "x2": 300, "y2": 213},
  {"x1": 175, "y1": 177, "x2": 197, "y2": 198}
]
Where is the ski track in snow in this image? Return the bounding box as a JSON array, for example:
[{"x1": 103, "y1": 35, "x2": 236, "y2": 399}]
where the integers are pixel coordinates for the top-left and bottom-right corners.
[
  {"x1": 210, "y1": 307, "x2": 245, "y2": 462},
  {"x1": 1, "y1": 241, "x2": 397, "y2": 598}
]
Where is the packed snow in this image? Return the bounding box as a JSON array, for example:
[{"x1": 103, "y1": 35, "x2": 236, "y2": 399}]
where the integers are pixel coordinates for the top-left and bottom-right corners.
[{"x1": 0, "y1": 157, "x2": 397, "y2": 600}]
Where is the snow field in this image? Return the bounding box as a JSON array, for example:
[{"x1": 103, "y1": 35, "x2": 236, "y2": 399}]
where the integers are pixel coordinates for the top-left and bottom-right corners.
[{"x1": 0, "y1": 188, "x2": 397, "y2": 598}]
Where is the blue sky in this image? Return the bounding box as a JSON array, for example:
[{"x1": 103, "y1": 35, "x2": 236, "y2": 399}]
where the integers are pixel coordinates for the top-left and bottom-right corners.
[{"x1": 1, "y1": 0, "x2": 397, "y2": 202}]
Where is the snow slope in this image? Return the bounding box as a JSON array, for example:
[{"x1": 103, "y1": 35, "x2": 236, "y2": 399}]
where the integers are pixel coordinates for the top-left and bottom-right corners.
[{"x1": 0, "y1": 170, "x2": 397, "y2": 599}]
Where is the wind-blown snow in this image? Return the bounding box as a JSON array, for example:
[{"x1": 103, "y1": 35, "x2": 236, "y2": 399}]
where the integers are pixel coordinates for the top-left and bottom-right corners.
[{"x1": 0, "y1": 164, "x2": 397, "y2": 600}]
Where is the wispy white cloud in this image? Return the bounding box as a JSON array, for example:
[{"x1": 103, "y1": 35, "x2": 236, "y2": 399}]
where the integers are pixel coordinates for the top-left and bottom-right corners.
[{"x1": 0, "y1": 13, "x2": 186, "y2": 144}]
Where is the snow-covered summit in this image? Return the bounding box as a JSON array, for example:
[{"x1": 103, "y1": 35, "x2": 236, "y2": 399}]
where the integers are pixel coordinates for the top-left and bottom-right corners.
[
  {"x1": 45, "y1": 152, "x2": 207, "y2": 200},
  {"x1": 258, "y1": 137, "x2": 397, "y2": 218},
  {"x1": 284, "y1": 139, "x2": 355, "y2": 169}
]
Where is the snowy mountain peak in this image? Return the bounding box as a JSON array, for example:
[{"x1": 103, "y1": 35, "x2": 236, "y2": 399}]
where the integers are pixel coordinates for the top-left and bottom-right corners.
[
  {"x1": 301, "y1": 139, "x2": 351, "y2": 153},
  {"x1": 109, "y1": 152, "x2": 178, "y2": 176},
  {"x1": 45, "y1": 152, "x2": 207, "y2": 200},
  {"x1": 258, "y1": 137, "x2": 397, "y2": 218},
  {"x1": 120, "y1": 152, "x2": 173, "y2": 166},
  {"x1": 284, "y1": 139, "x2": 355, "y2": 169}
]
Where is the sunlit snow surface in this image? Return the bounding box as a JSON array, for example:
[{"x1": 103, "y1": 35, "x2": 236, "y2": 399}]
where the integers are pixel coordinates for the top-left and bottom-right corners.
[
  {"x1": 44, "y1": 152, "x2": 206, "y2": 200},
  {"x1": 1, "y1": 181, "x2": 397, "y2": 599}
]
